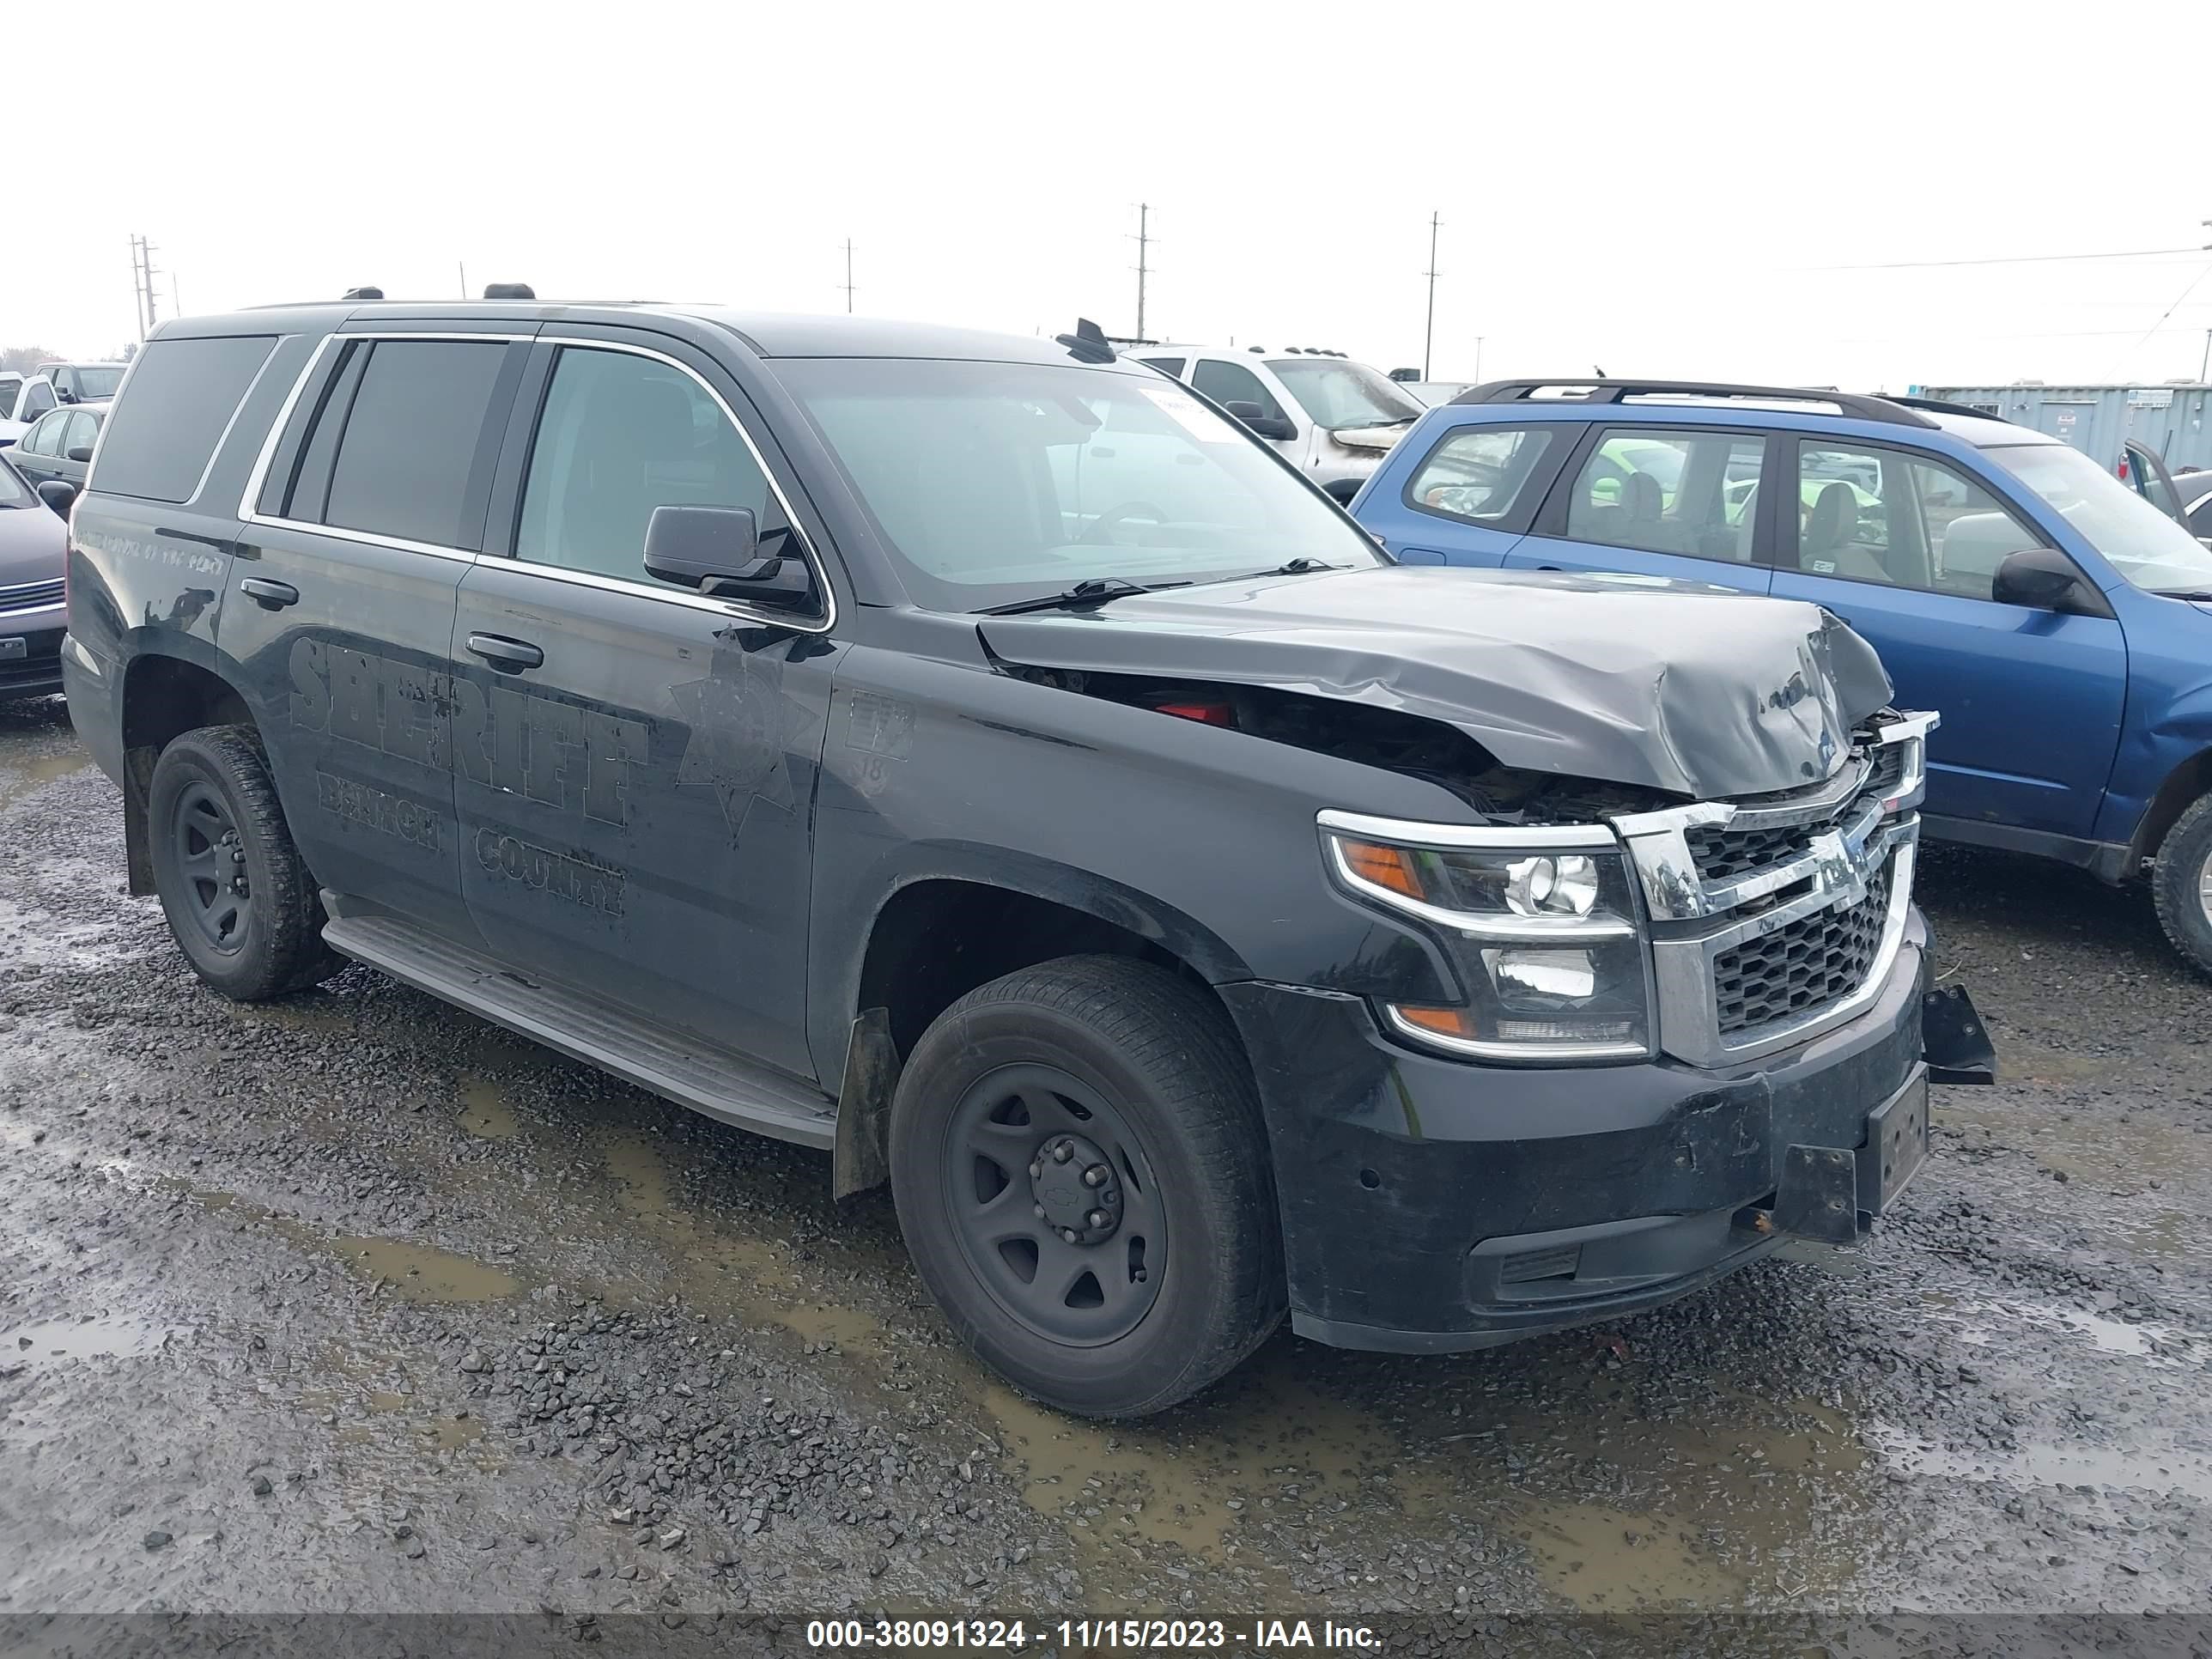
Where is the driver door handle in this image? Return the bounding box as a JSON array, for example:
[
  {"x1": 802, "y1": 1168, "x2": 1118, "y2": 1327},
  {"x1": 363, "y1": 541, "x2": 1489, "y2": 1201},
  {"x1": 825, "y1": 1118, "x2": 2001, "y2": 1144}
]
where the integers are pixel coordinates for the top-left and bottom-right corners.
[
  {"x1": 466, "y1": 632, "x2": 544, "y2": 672},
  {"x1": 239, "y1": 578, "x2": 299, "y2": 609}
]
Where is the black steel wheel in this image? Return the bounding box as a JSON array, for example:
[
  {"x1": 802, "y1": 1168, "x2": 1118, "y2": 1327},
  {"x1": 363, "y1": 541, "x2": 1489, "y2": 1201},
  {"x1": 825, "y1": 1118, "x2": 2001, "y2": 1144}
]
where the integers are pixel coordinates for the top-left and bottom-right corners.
[
  {"x1": 944, "y1": 1062, "x2": 1166, "y2": 1346},
  {"x1": 890, "y1": 955, "x2": 1283, "y2": 1418},
  {"x1": 169, "y1": 778, "x2": 253, "y2": 954},
  {"x1": 148, "y1": 725, "x2": 344, "y2": 1001}
]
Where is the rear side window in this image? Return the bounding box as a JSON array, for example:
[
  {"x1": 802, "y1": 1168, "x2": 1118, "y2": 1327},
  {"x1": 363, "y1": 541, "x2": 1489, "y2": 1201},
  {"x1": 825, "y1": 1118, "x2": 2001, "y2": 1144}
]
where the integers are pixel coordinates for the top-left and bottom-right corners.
[
  {"x1": 90, "y1": 335, "x2": 274, "y2": 502},
  {"x1": 19, "y1": 383, "x2": 54, "y2": 422},
  {"x1": 1138, "y1": 356, "x2": 1186, "y2": 378},
  {"x1": 1406, "y1": 426, "x2": 1559, "y2": 526},
  {"x1": 294, "y1": 339, "x2": 514, "y2": 549},
  {"x1": 1565, "y1": 428, "x2": 1767, "y2": 564}
]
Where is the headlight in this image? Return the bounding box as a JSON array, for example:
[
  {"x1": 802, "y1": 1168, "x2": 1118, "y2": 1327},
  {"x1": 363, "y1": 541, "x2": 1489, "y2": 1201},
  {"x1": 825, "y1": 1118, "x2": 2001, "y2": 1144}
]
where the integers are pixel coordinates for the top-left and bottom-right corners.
[{"x1": 1320, "y1": 811, "x2": 1654, "y2": 1063}]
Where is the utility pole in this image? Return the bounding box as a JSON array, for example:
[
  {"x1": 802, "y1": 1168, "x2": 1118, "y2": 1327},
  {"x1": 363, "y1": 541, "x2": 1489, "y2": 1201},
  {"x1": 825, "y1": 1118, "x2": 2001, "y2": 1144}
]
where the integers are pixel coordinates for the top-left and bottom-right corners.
[
  {"x1": 129, "y1": 235, "x2": 161, "y2": 341},
  {"x1": 1422, "y1": 211, "x2": 1441, "y2": 381},
  {"x1": 2201, "y1": 325, "x2": 2210, "y2": 384},
  {"x1": 1131, "y1": 204, "x2": 1152, "y2": 341},
  {"x1": 1474, "y1": 335, "x2": 1485, "y2": 382},
  {"x1": 459, "y1": 260, "x2": 469, "y2": 299},
  {"x1": 840, "y1": 240, "x2": 856, "y2": 313}
]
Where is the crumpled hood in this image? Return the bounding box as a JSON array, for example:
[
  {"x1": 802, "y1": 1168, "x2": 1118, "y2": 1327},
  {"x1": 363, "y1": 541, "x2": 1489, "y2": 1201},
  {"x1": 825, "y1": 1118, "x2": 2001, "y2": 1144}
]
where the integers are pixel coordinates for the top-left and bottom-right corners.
[{"x1": 979, "y1": 565, "x2": 1893, "y2": 800}]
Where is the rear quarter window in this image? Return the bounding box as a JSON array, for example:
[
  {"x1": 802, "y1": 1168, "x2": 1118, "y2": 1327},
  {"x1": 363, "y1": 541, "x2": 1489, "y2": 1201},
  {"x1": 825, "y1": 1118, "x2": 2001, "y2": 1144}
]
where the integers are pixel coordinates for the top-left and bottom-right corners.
[{"x1": 92, "y1": 336, "x2": 276, "y2": 503}]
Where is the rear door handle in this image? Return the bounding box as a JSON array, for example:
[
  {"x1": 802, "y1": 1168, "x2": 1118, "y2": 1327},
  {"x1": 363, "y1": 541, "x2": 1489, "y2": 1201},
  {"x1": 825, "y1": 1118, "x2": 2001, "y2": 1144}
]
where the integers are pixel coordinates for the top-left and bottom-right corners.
[
  {"x1": 239, "y1": 578, "x2": 299, "y2": 610},
  {"x1": 466, "y1": 632, "x2": 544, "y2": 672}
]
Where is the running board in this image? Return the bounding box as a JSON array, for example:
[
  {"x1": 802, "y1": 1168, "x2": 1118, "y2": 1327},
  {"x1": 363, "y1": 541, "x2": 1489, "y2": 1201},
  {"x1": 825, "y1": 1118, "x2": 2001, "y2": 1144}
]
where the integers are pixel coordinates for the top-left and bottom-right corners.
[{"x1": 320, "y1": 913, "x2": 839, "y2": 1150}]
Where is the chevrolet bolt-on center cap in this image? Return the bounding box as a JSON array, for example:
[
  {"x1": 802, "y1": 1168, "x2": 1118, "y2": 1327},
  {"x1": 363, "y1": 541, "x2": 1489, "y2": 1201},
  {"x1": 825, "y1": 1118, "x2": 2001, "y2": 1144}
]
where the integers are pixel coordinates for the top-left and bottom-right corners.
[{"x1": 1028, "y1": 1134, "x2": 1121, "y2": 1244}]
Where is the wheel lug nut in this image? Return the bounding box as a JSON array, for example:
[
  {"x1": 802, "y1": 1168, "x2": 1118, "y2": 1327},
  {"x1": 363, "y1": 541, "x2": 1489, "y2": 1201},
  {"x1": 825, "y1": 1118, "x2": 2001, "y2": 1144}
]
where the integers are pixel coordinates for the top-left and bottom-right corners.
[
  {"x1": 1083, "y1": 1165, "x2": 1107, "y2": 1187},
  {"x1": 1051, "y1": 1142, "x2": 1073, "y2": 1163},
  {"x1": 1087, "y1": 1210, "x2": 1109, "y2": 1229},
  {"x1": 1029, "y1": 1162, "x2": 1042, "y2": 1180},
  {"x1": 1033, "y1": 1204, "x2": 1047, "y2": 1219},
  {"x1": 1060, "y1": 1227, "x2": 1079, "y2": 1243}
]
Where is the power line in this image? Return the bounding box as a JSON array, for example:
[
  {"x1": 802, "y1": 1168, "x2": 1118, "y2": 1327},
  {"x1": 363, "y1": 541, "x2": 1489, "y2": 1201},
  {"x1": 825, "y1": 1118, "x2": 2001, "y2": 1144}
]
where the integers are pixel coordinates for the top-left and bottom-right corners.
[
  {"x1": 1796, "y1": 245, "x2": 2206, "y2": 272},
  {"x1": 2123, "y1": 253, "x2": 2212, "y2": 361}
]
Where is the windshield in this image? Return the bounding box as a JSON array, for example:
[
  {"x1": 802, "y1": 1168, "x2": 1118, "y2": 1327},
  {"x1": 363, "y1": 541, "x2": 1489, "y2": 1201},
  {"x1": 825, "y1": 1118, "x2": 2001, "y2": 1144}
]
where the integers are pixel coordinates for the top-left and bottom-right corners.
[
  {"x1": 64, "y1": 367, "x2": 125, "y2": 399},
  {"x1": 777, "y1": 357, "x2": 1384, "y2": 611},
  {"x1": 1265, "y1": 359, "x2": 1425, "y2": 430},
  {"x1": 0, "y1": 455, "x2": 32, "y2": 507},
  {"x1": 1987, "y1": 443, "x2": 2212, "y2": 596}
]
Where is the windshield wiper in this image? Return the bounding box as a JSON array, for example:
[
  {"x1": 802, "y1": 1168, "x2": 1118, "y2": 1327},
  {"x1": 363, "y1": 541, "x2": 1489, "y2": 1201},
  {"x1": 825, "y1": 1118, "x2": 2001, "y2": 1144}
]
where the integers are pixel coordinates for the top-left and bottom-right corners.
[{"x1": 976, "y1": 576, "x2": 1180, "y2": 616}]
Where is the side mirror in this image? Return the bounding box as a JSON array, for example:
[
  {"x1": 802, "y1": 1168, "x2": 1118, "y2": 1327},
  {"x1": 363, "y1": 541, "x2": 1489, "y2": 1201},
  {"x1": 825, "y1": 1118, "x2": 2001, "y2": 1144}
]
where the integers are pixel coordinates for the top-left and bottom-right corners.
[
  {"x1": 65, "y1": 445, "x2": 94, "y2": 464},
  {"x1": 37, "y1": 479, "x2": 76, "y2": 515},
  {"x1": 1224, "y1": 399, "x2": 1297, "y2": 442},
  {"x1": 642, "y1": 505, "x2": 814, "y2": 608},
  {"x1": 1992, "y1": 547, "x2": 2102, "y2": 615},
  {"x1": 54, "y1": 387, "x2": 77, "y2": 405}
]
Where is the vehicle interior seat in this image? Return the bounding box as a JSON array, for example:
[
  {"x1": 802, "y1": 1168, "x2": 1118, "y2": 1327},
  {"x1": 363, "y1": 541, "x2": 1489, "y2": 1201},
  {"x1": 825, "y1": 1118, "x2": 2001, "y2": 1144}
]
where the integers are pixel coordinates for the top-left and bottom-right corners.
[
  {"x1": 1935, "y1": 510, "x2": 2031, "y2": 599},
  {"x1": 1800, "y1": 480, "x2": 1890, "y2": 581}
]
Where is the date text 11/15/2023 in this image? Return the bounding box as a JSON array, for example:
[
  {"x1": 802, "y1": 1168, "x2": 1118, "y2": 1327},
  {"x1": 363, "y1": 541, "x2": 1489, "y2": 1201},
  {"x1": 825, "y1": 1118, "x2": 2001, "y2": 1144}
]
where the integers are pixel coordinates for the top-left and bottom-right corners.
[{"x1": 804, "y1": 1618, "x2": 1383, "y2": 1650}]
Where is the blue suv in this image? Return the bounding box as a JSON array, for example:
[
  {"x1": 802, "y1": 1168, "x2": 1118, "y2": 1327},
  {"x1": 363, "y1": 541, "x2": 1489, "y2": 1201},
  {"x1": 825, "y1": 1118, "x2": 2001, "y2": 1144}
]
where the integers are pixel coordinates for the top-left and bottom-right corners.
[{"x1": 1351, "y1": 378, "x2": 2212, "y2": 976}]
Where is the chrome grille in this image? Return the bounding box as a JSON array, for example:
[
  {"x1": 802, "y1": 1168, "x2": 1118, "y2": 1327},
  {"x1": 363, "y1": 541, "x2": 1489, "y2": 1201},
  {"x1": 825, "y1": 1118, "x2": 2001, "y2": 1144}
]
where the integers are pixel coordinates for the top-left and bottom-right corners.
[
  {"x1": 0, "y1": 578, "x2": 64, "y2": 613},
  {"x1": 1610, "y1": 712, "x2": 1933, "y2": 1067},
  {"x1": 1715, "y1": 865, "x2": 1891, "y2": 1036}
]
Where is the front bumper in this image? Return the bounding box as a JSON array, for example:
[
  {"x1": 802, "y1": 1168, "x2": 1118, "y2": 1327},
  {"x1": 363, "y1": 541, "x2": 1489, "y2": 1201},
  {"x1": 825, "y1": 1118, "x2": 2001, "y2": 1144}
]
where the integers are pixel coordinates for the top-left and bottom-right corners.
[
  {"x1": 1222, "y1": 911, "x2": 1942, "y2": 1353},
  {"x1": 0, "y1": 606, "x2": 64, "y2": 700}
]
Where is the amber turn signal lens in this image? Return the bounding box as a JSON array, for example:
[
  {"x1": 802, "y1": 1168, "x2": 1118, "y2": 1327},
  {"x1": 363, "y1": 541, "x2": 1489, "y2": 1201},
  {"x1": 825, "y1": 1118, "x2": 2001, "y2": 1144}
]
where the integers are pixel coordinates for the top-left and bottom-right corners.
[
  {"x1": 1390, "y1": 1005, "x2": 1478, "y2": 1040},
  {"x1": 1340, "y1": 839, "x2": 1425, "y2": 900}
]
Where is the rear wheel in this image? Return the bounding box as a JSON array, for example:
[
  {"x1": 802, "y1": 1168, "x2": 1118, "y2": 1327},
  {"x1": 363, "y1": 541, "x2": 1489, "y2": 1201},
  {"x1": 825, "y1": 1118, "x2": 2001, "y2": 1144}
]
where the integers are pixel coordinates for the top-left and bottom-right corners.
[
  {"x1": 148, "y1": 725, "x2": 344, "y2": 1000},
  {"x1": 889, "y1": 956, "x2": 1283, "y2": 1417},
  {"x1": 2153, "y1": 792, "x2": 2212, "y2": 980}
]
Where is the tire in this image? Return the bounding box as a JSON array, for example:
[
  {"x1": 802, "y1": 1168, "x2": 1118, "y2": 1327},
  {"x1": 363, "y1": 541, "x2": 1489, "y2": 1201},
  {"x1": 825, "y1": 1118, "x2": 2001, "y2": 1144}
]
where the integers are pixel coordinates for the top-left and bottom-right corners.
[
  {"x1": 2153, "y1": 793, "x2": 2212, "y2": 980},
  {"x1": 147, "y1": 725, "x2": 344, "y2": 1001},
  {"x1": 889, "y1": 955, "x2": 1284, "y2": 1419}
]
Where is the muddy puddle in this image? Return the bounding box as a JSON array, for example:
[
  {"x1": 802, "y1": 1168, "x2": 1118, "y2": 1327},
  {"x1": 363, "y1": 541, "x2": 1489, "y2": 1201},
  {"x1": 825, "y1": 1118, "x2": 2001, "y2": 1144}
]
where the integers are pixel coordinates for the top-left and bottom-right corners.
[
  {"x1": 0, "y1": 750, "x2": 90, "y2": 814},
  {"x1": 1, "y1": 1312, "x2": 182, "y2": 1370},
  {"x1": 1917, "y1": 1288, "x2": 2206, "y2": 1364},
  {"x1": 456, "y1": 1075, "x2": 521, "y2": 1140},
  {"x1": 1871, "y1": 1423, "x2": 2212, "y2": 1503}
]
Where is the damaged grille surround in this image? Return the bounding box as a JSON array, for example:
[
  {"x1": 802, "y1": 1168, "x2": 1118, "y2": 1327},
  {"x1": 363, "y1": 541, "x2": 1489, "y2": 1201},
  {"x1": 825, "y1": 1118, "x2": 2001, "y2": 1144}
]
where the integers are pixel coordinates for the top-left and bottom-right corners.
[
  {"x1": 1321, "y1": 711, "x2": 1933, "y2": 1070},
  {"x1": 1606, "y1": 709, "x2": 1930, "y2": 1066}
]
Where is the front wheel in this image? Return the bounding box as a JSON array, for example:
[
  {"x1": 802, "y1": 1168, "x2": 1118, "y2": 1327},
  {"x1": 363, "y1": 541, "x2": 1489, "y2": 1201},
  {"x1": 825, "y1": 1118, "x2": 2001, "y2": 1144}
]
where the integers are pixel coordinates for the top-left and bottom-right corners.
[
  {"x1": 889, "y1": 956, "x2": 1284, "y2": 1417},
  {"x1": 2153, "y1": 792, "x2": 2212, "y2": 980},
  {"x1": 148, "y1": 725, "x2": 344, "y2": 1000}
]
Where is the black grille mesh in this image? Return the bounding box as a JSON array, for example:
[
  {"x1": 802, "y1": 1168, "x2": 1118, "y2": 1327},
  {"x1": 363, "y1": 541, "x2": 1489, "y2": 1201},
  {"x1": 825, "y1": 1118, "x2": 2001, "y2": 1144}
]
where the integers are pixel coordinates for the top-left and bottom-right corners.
[
  {"x1": 1685, "y1": 819, "x2": 1808, "y2": 882},
  {"x1": 1714, "y1": 866, "x2": 1891, "y2": 1036}
]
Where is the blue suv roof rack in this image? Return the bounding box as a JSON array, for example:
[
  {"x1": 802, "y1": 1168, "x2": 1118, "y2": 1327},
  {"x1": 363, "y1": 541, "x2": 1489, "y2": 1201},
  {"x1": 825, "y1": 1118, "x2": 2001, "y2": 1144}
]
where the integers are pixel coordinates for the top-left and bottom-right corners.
[{"x1": 1449, "y1": 378, "x2": 1940, "y2": 429}]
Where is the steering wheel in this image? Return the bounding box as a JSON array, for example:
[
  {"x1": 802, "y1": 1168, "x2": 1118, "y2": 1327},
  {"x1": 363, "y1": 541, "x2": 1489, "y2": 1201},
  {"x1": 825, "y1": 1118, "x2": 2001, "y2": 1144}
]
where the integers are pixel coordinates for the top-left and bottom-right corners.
[{"x1": 1080, "y1": 501, "x2": 1170, "y2": 545}]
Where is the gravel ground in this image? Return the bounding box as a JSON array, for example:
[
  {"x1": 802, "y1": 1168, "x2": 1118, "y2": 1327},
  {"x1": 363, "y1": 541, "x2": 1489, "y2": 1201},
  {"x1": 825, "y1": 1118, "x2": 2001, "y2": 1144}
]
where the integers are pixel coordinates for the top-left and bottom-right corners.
[{"x1": 1, "y1": 693, "x2": 2208, "y2": 1650}]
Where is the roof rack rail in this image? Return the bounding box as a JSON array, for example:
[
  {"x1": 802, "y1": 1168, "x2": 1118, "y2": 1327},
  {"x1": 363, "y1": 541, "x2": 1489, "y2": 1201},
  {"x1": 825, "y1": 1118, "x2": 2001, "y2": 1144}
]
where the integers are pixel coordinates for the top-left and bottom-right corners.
[
  {"x1": 1448, "y1": 378, "x2": 1938, "y2": 429},
  {"x1": 1881, "y1": 393, "x2": 2014, "y2": 424}
]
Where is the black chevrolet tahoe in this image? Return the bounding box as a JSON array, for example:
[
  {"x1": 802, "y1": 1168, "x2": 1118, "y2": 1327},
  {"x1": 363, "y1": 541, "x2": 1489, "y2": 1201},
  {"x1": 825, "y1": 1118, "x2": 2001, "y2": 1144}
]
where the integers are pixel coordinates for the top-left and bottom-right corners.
[{"x1": 57, "y1": 301, "x2": 1986, "y2": 1417}]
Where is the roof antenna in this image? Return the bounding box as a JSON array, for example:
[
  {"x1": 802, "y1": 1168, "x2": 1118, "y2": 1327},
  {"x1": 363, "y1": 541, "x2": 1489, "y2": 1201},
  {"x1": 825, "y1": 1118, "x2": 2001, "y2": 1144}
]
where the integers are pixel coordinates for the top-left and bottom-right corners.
[
  {"x1": 1593, "y1": 364, "x2": 1608, "y2": 378},
  {"x1": 340, "y1": 286, "x2": 385, "y2": 301},
  {"x1": 483, "y1": 282, "x2": 535, "y2": 301},
  {"x1": 1054, "y1": 318, "x2": 1116, "y2": 364}
]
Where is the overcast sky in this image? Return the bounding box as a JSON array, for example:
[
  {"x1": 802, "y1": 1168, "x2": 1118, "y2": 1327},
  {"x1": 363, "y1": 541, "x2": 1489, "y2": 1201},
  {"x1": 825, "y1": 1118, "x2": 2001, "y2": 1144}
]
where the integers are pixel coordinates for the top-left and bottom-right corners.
[{"x1": 13, "y1": 0, "x2": 2210, "y2": 394}]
